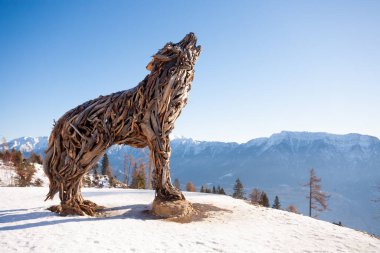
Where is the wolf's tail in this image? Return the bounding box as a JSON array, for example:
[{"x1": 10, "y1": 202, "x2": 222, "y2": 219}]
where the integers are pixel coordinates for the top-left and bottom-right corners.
[{"x1": 43, "y1": 136, "x2": 61, "y2": 201}]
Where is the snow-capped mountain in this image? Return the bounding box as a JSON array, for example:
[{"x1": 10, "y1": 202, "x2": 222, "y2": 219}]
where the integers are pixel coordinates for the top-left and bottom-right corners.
[
  {"x1": 3, "y1": 136, "x2": 48, "y2": 155},
  {"x1": 169, "y1": 132, "x2": 380, "y2": 235},
  {"x1": 170, "y1": 131, "x2": 380, "y2": 189},
  {"x1": 2, "y1": 131, "x2": 380, "y2": 235}
]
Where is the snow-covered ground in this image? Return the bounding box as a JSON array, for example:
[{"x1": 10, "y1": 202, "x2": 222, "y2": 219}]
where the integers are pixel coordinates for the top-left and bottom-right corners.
[
  {"x1": 0, "y1": 188, "x2": 379, "y2": 253},
  {"x1": 32, "y1": 164, "x2": 49, "y2": 186},
  {"x1": 0, "y1": 161, "x2": 16, "y2": 186}
]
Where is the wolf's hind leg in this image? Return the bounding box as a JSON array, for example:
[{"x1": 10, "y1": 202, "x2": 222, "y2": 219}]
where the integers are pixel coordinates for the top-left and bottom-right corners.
[{"x1": 48, "y1": 169, "x2": 103, "y2": 216}]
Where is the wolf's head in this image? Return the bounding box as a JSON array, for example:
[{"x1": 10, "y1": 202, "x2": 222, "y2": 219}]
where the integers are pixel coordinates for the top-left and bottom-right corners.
[{"x1": 146, "y1": 32, "x2": 201, "y2": 72}]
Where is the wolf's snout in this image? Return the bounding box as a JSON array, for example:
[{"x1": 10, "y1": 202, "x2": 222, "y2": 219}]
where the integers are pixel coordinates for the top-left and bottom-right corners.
[{"x1": 179, "y1": 32, "x2": 199, "y2": 50}]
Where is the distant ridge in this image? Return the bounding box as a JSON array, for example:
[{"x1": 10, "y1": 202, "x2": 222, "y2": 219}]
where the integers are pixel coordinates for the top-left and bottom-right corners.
[{"x1": 1, "y1": 131, "x2": 380, "y2": 235}]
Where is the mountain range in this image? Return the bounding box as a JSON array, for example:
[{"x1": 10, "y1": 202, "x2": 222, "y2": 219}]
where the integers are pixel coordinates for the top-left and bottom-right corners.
[{"x1": 2, "y1": 131, "x2": 380, "y2": 235}]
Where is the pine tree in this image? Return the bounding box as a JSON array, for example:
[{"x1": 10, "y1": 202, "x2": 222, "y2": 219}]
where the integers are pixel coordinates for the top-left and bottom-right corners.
[
  {"x1": 101, "y1": 153, "x2": 109, "y2": 175},
  {"x1": 215, "y1": 185, "x2": 226, "y2": 195},
  {"x1": 92, "y1": 165, "x2": 100, "y2": 187},
  {"x1": 212, "y1": 186, "x2": 216, "y2": 194},
  {"x1": 186, "y1": 181, "x2": 196, "y2": 192},
  {"x1": 174, "y1": 178, "x2": 181, "y2": 190},
  {"x1": 92, "y1": 163, "x2": 99, "y2": 177},
  {"x1": 272, "y1": 195, "x2": 281, "y2": 209},
  {"x1": 101, "y1": 153, "x2": 112, "y2": 177},
  {"x1": 232, "y1": 178, "x2": 245, "y2": 199},
  {"x1": 260, "y1": 192, "x2": 270, "y2": 207},
  {"x1": 304, "y1": 168, "x2": 329, "y2": 217},
  {"x1": 200, "y1": 184, "x2": 211, "y2": 193}
]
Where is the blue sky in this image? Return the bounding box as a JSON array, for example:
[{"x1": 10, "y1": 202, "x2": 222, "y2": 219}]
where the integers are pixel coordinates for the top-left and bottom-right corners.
[{"x1": 1, "y1": 0, "x2": 379, "y2": 143}]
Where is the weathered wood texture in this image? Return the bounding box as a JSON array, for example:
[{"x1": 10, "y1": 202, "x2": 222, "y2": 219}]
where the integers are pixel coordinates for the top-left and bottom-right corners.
[{"x1": 44, "y1": 33, "x2": 201, "y2": 216}]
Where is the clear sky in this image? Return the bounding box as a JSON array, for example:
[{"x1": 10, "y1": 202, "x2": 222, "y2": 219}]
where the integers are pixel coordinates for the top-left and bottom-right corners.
[{"x1": 1, "y1": 0, "x2": 379, "y2": 143}]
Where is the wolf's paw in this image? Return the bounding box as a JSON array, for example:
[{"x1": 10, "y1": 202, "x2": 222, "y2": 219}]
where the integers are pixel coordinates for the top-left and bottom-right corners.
[{"x1": 48, "y1": 199, "x2": 104, "y2": 216}]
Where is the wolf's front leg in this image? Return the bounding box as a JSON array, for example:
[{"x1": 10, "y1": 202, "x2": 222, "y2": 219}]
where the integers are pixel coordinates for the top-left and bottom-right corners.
[
  {"x1": 149, "y1": 136, "x2": 184, "y2": 201},
  {"x1": 149, "y1": 136, "x2": 193, "y2": 217}
]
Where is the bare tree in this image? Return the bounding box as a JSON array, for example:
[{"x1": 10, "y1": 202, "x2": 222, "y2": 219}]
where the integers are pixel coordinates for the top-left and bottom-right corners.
[
  {"x1": 1, "y1": 138, "x2": 13, "y2": 168},
  {"x1": 15, "y1": 161, "x2": 36, "y2": 187},
  {"x1": 123, "y1": 154, "x2": 135, "y2": 186},
  {"x1": 123, "y1": 153, "x2": 128, "y2": 185},
  {"x1": 130, "y1": 161, "x2": 146, "y2": 189},
  {"x1": 304, "y1": 168, "x2": 330, "y2": 217},
  {"x1": 1, "y1": 137, "x2": 8, "y2": 153},
  {"x1": 286, "y1": 204, "x2": 299, "y2": 214},
  {"x1": 250, "y1": 188, "x2": 262, "y2": 205},
  {"x1": 186, "y1": 181, "x2": 196, "y2": 192},
  {"x1": 142, "y1": 148, "x2": 153, "y2": 190}
]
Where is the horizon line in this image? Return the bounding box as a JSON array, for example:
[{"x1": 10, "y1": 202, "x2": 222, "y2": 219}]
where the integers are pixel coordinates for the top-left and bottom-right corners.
[{"x1": 2, "y1": 130, "x2": 380, "y2": 145}]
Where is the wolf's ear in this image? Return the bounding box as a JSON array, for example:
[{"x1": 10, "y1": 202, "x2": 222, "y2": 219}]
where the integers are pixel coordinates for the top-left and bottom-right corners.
[
  {"x1": 153, "y1": 54, "x2": 173, "y2": 62},
  {"x1": 146, "y1": 58, "x2": 154, "y2": 71},
  {"x1": 146, "y1": 54, "x2": 175, "y2": 71}
]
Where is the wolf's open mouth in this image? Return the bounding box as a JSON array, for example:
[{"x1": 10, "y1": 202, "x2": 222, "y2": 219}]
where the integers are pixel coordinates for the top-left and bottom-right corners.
[{"x1": 178, "y1": 32, "x2": 201, "y2": 53}]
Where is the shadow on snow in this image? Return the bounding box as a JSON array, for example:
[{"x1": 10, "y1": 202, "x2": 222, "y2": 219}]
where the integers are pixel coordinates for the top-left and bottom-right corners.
[{"x1": 0, "y1": 204, "x2": 158, "y2": 231}]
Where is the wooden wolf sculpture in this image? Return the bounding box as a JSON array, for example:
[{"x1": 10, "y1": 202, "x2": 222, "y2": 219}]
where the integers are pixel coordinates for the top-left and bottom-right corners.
[{"x1": 44, "y1": 33, "x2": 201, "y2": 216}]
